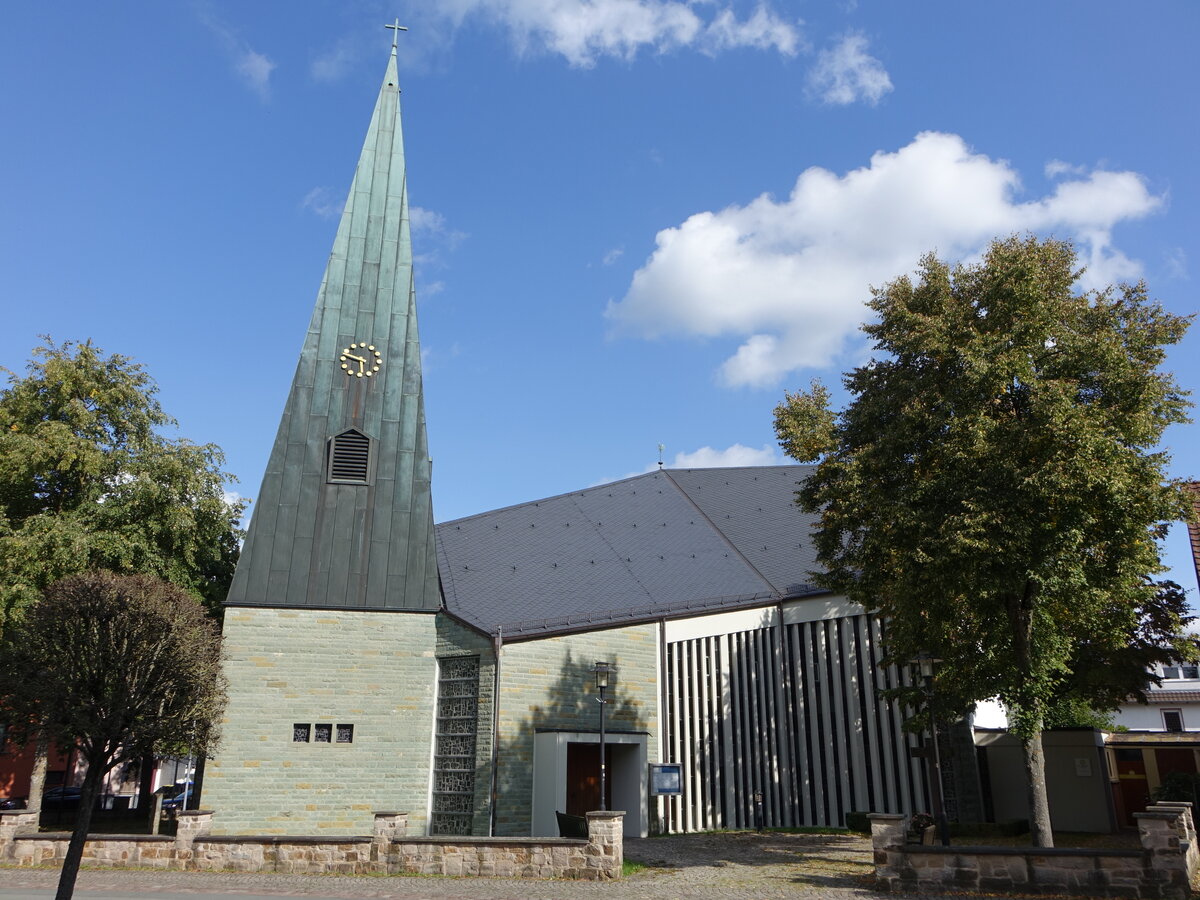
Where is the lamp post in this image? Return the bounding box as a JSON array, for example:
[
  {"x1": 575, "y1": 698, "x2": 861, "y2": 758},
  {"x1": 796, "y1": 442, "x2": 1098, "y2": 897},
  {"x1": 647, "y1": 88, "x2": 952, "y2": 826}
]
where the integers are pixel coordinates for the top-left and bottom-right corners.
[
  {"x1": 593, "y1": 661, "x2": 611, "y2": 812},
  {"x1": 913, "y1": 653, "x2": 950, "y2": 846}
]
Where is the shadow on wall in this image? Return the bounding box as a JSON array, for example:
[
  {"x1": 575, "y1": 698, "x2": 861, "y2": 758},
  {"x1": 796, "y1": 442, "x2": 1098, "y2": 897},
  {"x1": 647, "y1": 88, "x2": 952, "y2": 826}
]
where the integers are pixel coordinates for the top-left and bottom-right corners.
[{"x1": 494, "y1": 649, "x2": 648, "y2": 836}]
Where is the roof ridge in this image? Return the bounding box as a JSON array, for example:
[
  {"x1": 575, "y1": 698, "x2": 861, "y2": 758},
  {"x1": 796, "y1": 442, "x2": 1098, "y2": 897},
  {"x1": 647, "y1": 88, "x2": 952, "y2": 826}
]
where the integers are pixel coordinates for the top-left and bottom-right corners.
[
  {"x1": 436, "y1": 469, "x2": 670, "y2": 526},
  {"x1": 435, "y1": 464, "x2": 808, "y2": 526},
  {"x1": 662, "y1": 469, "x2": 782, "y2": 597}
]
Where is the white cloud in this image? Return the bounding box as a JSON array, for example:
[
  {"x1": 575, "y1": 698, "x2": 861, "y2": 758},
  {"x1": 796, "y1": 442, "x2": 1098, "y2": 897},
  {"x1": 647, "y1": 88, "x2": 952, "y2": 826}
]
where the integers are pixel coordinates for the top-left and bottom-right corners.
[
  {"x1": 196, "y1": 9, "x2": 276, "y2": 100},
  {"x1": 1165, "y1": 247, "x2": 1188, "y2": 280},
  {"x1": 603, "y1": 247, "x2": 624, "y2": 265},
  {"x1": 411, "y1": 206, "x2": 468, "y2": 248},
  {"x1": 668, "y1": 443, "x2": 785, "y2": 468},
  {"x1": 807, "y1": 32, "x2": 891, "y2": 106},
  {"x1": 236, "y1": 50, "x2": 276, "y2": 100},
  {"x1": 608, "y1": 442, "x2": 786, "y2": 482},
  {"x1": 606, "y1": 131, "x2": 1165, "y2": 388},
  {"x1": 312, "y1": 35, "x2": 360, "y2": 83},
  {"x1": 435, "y1": 0, "x2": 802, "y2": 67},
  {"x1": 300, "y1": 186, "x2": 343, "y2": 219},
  {"x1": 1045, "y1": 159, "x2": 1087, "y2": 179}
]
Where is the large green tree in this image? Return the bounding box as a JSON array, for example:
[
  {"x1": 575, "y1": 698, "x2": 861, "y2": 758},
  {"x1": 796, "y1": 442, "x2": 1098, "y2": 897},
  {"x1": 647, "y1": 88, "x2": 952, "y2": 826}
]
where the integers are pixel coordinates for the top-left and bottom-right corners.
[
  {"x1": 774, "y1": 236, "x2": 1195, "y2": 847},
  {"x1": 0, "y1": 572, "x2": 227, "y2": 900},
  {"x1": 0, "y1": 338, "x2": 244, "y2": 627}
]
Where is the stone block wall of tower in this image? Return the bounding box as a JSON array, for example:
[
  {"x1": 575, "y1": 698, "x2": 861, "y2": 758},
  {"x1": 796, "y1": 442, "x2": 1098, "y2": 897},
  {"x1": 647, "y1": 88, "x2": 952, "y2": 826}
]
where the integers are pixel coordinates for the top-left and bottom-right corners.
[
  {"x1": 203, "y1": 608, "x2": 439, "y2": 835},
  {"x1": 493, "y1": 624, "x2": 660, "y2": 836}
]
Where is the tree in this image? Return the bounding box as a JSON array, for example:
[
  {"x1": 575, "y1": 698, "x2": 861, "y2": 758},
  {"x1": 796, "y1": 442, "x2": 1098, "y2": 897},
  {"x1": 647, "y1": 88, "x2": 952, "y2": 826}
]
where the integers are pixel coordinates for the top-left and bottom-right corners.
[
  {"x1": 0, "y1": 572, "x2": 227, "y2": 900},
  {"x1": 774, "y1": 236, "x2": 1195, "y2": 847},
  {"x1": 0, "y1": 338, "x2": 244, "y2": 815},
  {"x1": 0, "y1": 337, "x2": 245, "y2": 627}
]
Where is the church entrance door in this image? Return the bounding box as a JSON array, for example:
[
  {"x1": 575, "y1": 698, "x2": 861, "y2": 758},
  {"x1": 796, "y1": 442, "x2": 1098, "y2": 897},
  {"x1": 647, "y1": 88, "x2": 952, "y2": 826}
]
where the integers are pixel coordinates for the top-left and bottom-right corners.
[{"x1": 565, "y1": 743, "x2": 613, "y2": 816}]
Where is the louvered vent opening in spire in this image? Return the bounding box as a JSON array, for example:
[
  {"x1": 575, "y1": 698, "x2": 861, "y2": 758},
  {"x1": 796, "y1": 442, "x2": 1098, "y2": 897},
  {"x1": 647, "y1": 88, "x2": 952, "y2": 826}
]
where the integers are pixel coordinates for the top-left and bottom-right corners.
[{"x1": 327, "y1": 429, "x2": 374, "y2": 484}]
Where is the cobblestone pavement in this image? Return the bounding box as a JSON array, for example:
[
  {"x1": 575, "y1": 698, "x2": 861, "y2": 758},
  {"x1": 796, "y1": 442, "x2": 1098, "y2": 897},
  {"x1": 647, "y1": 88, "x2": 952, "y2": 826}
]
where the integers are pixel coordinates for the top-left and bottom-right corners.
[{"x1": 0, "y1": 832, "x2": 1007, "y2": 899}]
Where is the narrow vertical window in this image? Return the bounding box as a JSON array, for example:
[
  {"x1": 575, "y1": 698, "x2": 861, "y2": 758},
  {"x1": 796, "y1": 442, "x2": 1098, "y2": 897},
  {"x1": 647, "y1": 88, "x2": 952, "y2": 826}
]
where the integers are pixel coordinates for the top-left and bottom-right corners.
[{"x1": 431, "y1": 655, "x2": 481, "y2": 835}]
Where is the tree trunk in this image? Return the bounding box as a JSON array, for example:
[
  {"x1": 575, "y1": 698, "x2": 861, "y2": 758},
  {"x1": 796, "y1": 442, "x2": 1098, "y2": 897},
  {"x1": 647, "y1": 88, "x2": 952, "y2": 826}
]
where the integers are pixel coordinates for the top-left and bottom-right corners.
[
  {"x1": 1022, "y1": 729, "x2": 1054, "y2": 847},
  {"x1": 136, "y1": 753, "x2": 155, "y2": 813},
  {"x1": 26, "y1": 730, "x2": 49, "y2": 815},
  {"x1": 55, "y1": 753, "x2": 108, "y2": 900}
]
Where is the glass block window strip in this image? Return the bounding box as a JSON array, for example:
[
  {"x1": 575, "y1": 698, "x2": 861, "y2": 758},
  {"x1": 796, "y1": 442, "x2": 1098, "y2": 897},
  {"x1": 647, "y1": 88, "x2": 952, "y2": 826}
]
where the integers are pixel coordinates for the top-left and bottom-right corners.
[
  {"x1": 314, "y1": 723, "x2": 332, "y2": 743},
  {"x1": 294, "y1": 724, "x2": 311, "y2": 743},
  {"x1": 430, "y1": 655, "x2": 480, "y2": 836}
]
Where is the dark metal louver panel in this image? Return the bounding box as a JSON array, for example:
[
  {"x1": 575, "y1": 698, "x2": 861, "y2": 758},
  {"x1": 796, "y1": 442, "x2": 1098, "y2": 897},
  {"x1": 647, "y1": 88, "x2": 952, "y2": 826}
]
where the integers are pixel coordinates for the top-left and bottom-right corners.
[
  {"x1": 328, "y1": 430, "x2": 372, "y2": 483},
  {"x1": 431, "y1": 655, "x2": 481, "y2": 835}
]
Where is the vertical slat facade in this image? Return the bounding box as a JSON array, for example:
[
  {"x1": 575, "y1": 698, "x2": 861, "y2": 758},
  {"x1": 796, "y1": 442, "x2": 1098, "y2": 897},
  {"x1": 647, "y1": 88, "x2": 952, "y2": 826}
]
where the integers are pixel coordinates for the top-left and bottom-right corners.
[{"x1": 662, "y1": 613, "x2": 925, "y2": 831}]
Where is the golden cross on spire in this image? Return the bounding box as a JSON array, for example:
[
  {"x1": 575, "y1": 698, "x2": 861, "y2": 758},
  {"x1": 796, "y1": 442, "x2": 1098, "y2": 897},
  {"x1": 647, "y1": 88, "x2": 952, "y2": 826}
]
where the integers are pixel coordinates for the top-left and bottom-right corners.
[{"x1": 385, "y1": 19, "x2": 408, "y2": 49}]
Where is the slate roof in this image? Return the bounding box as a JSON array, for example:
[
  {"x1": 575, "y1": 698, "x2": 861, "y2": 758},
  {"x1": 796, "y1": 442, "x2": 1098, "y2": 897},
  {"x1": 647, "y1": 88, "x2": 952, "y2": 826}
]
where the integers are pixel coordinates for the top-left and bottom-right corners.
[{"x1": 436, "y1": 465, "x2": 825, "y2": 638}]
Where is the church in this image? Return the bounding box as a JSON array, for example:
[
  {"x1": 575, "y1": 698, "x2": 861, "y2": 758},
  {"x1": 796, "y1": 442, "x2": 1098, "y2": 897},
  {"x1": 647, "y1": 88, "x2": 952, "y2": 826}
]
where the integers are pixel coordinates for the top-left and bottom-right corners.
[{"x1": 201, "y1": 39, "x2": 933, "y2": 839}]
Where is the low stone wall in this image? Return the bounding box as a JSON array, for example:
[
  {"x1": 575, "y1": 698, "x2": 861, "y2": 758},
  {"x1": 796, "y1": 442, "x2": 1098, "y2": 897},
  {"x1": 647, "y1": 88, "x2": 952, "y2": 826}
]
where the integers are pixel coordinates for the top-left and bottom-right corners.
[
  {"x1": 868, "y1": 802, "x2": 1199, "y2": 899},
  {"x1": 0, "y1": 809, "x2": 624, "y2": 880}
]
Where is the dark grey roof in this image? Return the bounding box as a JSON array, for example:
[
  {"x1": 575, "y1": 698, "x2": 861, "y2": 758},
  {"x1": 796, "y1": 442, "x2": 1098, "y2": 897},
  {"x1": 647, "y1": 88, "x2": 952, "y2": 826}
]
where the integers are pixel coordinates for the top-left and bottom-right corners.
[{"x1": 435, "y1": 465, "x2": 825, "y2": 638}]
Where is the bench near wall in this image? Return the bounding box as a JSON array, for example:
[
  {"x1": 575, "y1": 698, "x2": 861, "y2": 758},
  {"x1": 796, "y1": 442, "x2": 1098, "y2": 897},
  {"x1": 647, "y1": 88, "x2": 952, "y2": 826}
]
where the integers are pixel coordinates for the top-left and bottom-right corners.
[
  {"x1": 0, "y1": 809, "x2": 624, "y2": 880},
  {"x1": 869, "y1": 802, "x2": 1199, "y2": 899}
]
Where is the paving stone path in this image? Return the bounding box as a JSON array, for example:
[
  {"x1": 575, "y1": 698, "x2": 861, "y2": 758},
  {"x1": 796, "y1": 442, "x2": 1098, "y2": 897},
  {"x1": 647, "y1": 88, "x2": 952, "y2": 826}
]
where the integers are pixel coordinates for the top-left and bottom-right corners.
[{"x1": 0, "y1": 832, "x2": 1001, "y2": 899}]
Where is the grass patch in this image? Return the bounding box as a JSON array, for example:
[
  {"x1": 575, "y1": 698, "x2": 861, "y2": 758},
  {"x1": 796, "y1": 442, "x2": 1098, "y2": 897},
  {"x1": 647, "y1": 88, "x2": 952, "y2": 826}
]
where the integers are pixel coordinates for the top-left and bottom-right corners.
[{"x1": 622, "y1": 859, "x2": 647, "y2": 876}]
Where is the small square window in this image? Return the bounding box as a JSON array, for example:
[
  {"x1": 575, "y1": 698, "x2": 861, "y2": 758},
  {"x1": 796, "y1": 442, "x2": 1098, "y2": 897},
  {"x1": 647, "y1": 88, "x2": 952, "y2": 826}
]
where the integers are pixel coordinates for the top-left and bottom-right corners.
[
  {"x1": 1183, "y1": 666, "x2": 1199, "y2": 679},
  {"x1": 314, "y1": 723, "x2": 333, "y2": 743},
  {"x1": 1164, "y1": 666, "x2": 1182, "y2": 679},
  {"x1": 336, "y1": 724, "x2": 354, "y2": 744},
  {"x1": 1163, "y1": 709, "x2": 1185, "y2": 733},
  {"x1": 293, "y1": 724, "x2": 311, "y2": 743}
]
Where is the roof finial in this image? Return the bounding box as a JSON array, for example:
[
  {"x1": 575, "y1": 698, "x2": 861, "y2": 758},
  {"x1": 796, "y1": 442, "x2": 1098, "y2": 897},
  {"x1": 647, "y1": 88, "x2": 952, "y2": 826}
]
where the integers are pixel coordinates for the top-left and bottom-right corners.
[
  {"x1": 658, "y1": 443, "x2": 665, "y2": 469},
  {"x1": 385, "y1": 18, "x2": 408, "y2": 49}
]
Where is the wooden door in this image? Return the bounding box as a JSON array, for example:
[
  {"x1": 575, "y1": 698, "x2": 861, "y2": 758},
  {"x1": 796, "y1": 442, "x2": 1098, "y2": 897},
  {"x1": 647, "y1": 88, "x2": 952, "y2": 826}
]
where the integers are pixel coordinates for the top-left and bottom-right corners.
[{"x1": 566, "y1": 744, "x2": 613, "y2": 816}]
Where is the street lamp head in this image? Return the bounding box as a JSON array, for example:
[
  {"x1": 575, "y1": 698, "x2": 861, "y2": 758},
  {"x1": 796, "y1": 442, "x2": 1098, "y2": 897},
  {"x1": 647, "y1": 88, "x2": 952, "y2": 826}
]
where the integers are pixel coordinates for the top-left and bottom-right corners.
[
  {"x1": 911, "y1": 653, "x2": 942, "y2": 680},
  {"x1": 593, "y1": 660, "x2": 611, "y2": 690}
]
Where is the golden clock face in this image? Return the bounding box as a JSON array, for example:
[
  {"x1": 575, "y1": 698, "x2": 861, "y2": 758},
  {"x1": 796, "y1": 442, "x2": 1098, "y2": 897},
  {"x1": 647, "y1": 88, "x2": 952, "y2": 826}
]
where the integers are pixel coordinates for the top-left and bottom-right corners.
[{"x1": 339, "y1": 342, "x2": 382, "y2": 378}]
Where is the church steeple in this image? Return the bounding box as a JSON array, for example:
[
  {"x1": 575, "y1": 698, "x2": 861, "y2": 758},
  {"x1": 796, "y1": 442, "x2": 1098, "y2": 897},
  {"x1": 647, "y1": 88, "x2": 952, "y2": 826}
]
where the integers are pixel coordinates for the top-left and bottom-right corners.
[{"x1": 226, "y1": 41, "x2": 440, "y2": 613}]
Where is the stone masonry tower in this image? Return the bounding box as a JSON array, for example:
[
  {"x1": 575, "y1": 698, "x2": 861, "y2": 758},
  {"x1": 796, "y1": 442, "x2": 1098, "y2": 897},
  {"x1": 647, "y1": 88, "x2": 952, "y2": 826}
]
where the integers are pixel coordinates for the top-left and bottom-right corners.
[{"x1": 203, "y1": 34, "x2": 443, "y2": 835}]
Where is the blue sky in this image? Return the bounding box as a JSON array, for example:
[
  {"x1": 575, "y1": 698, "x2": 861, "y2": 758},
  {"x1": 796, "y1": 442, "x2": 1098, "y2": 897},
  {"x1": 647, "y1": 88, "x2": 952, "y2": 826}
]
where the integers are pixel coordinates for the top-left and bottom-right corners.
[{"x1": 3, "y1": 2, "x2": 1198, "y2": 593}]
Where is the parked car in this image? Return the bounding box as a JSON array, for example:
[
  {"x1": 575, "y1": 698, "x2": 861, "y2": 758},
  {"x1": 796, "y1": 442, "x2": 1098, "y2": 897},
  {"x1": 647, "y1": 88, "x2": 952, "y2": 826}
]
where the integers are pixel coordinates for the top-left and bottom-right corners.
[
  {"x1": 0, "y1": 796, "x2": 26, "y2": 810},
  {"x1": 160, "y1": 783, "x2": 193, "y2": 819}
]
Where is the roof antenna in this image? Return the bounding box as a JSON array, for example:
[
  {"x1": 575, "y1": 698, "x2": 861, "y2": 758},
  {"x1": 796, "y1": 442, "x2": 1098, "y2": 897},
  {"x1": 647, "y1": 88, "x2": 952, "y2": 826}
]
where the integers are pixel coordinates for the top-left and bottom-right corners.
[{"x1": 657, "y1": 443, "x2": 665, "y2": 470}]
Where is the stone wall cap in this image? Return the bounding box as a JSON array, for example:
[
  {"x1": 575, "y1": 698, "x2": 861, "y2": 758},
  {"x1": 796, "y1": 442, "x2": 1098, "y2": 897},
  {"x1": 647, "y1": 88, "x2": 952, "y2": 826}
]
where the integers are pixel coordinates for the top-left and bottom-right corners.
[
  {"x1": 0, "y1": 810, "x2": 37, "y2": 818},
  {"x1": 1134, "y1": 810, "x2": 1187, "y2": 820},
  {"x1": 866, "y1": 813, "x2": 906, "y2": 821},
  {"x1": 373, "y1": 811, "x2": 408, "y2": 816},
  {"x1": 1151, "y1": 801, "x2": 1194, "y2": 808},
  {"x1": 177, "y1": 810, "x2": 215, "y2": 817},
  {"x1": 585, "y1": 810, "x2": 626, "y2": 819},
  {"x1": 393, "y1": 836, "x2": 587, "y2": 846},
  {"x1": 14, "y1": 833, "x2": 175, "y2": 843},
  {"x1": 903, "y1": 844, "x2": 1143, "y2": 858},
  {"x1": 199, "y1": 835, "x2": 372, "y2": 845}
]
